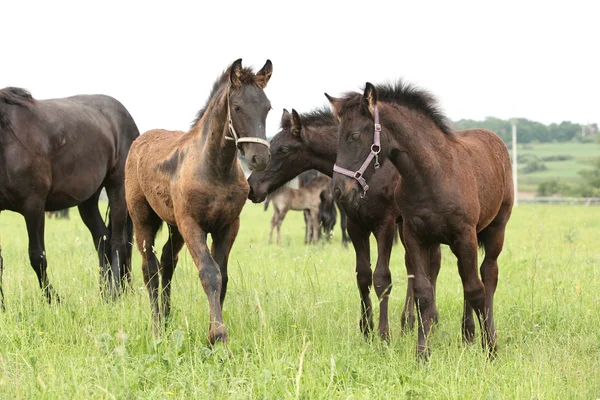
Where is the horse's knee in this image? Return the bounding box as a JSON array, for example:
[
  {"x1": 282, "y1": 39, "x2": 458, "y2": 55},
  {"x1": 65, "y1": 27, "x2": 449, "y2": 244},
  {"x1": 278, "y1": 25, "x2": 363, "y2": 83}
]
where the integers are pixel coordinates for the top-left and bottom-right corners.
[{"x1": 373, "y1": 269, "x2": 392, "y2": 297}]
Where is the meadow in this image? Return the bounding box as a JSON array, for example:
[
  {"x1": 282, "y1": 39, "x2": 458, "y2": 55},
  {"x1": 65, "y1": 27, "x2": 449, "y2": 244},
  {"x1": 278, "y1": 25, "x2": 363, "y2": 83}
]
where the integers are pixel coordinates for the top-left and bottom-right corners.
[
  {"x1": 0, "y1": 202, "x2": 599, "y2": 399},
  {"x1": 509, "y1": 142, "x2": 598, "y2": 192}
]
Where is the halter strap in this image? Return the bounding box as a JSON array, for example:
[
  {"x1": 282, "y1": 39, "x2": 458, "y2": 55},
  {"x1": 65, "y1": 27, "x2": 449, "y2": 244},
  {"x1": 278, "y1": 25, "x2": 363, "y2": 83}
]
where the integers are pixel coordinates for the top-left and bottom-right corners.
[
  {"x1": 333, "y1": 105, "x2": 381, "y2": 197},
  {"x1": 224, "y1": 90, "x2": 270, "y2": 150}
]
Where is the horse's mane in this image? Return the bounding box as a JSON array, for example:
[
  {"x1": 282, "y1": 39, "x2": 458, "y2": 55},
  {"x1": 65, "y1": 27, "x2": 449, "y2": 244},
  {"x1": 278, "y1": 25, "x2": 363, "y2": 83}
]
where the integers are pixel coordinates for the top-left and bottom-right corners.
[
  {"x1": 190, "y1": 65, "x2": 263, "y2": 128},
  {"x1": 337, "y1": 80, "x2": 452, "y2": 135},
  {"x1": 0, "y1": 87, "x2": 35, "y2": 129},
  {"x1": 280, "y1": 107, "x2": 335, "y2": 131}
]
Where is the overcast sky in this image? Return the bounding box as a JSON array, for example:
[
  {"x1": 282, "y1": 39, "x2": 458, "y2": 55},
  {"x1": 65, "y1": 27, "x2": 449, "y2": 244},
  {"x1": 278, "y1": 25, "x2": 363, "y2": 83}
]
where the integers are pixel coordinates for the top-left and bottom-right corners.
[{"x1": 2, "y1": 0, "x2": 598, "y2": 135}]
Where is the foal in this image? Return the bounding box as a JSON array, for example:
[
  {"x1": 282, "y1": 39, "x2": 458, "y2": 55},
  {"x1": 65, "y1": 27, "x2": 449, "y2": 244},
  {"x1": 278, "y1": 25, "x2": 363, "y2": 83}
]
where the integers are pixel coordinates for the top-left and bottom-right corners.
[
  {"x1": 330, "y1": 81, "x2": 513, "y2": 358},
  {"x1": 267, "y1": 175, "x2": 331, "y2": 244},
  {"x1": 125, "y1": 59, "x2": 273, "y2": 344}
]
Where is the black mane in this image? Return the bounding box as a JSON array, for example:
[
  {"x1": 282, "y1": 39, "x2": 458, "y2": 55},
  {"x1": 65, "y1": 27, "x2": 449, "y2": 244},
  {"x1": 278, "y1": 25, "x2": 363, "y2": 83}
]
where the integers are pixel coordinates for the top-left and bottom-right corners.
[
  {"x1": 339, "y1": 80, "x2": 452, "y2": 135},
  {"x1": 190, "y1": 66, "x2": 259, "y2": 128},
  {"x1": 0, "y1": 87, "x2": 35, "y2": 129},
  {"x1": 300, "y1": 107, "x2": 335, "y2": 128}
]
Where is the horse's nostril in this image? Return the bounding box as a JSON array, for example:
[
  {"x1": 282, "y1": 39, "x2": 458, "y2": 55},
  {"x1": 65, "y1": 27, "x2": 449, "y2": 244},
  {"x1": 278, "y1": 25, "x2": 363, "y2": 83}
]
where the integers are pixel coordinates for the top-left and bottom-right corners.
[
  {"x1": 334, "y1": 188, "x2": 342, "y2": 199},
  {"x1": 251, "y1": 155, "x2": 258, "y2": 164}
]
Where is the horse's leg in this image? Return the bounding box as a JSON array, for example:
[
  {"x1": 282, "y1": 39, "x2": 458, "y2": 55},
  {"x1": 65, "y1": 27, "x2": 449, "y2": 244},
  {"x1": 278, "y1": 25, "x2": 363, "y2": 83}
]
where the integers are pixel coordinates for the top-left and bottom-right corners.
[
  {"x1": 131, "y1": 200, "x2": 162, "y2": 334},
  {"x1": 77, "y1": 192, "x2": 111, "y2": 297},
  {"x1": 402, "y1": 226, "x2": 435, "y2": 359},
  {"x1": 476, "y1": 208, "x2": 510, "y2": 357},
  {"x1": 105, "y1": 180, "x2": 129, "y2": 298},
  {"x1": 124, "y1": 212, "x2": 134, "y2": 288},
  {"x1": 269, "y1": 208, "x2": 278, "y2": 244},
  {"x1": 0, "y1": 243, "x2": 4, "y2": 311},
  {"x1": 336, "y1": 200, "x2": 349, "y2": 247},
  {"x1": 24, "y1": 204, "x2": 59, "y2": 303},
  {"x1": 178, "y1": 217, "x2": 226, "y2": 344},
  {"x1": 159, "y1": 225, "x2": 185, "y2": 322},
  {"x1": 450, "y1": 228, "x2": 492, "y2": 355},
  {"x1": 311, "y1": 207, "x2": 320, "y2": 244},
  {"x1": 347, "y1": 218, "x2": 373, "y2": 338},
  {"x1": 397, "y1": 224, "x2": 416, "y2": 332},
  {"x1": 277, "y1": 209, "x2": 287, "y2": 245},
  {"x1": 373, "y1": 219, "x2": 395, "y2": 340},
  {"x1": 429, "y1": 244, "x2": 442, "y2": 324},
  {"x1": 211, "y1": 217, "x2": 240, "y2": 308},
  {"x1": 303, "y1": 209, "x2": 310, "y2": 244}
]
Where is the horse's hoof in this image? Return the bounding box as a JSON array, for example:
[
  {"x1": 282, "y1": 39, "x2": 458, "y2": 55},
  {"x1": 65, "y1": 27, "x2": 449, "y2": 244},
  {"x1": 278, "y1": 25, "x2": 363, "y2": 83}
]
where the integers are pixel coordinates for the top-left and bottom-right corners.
[
  {"x1": 208, "y1": 328, "x2": 228, "y2": 346},
  {"x1": 416, "y1": 345, "x2": 431, "y2": 363},
  {"x1": 401, "y1": 315, "x2": 415, "y2": 333}
]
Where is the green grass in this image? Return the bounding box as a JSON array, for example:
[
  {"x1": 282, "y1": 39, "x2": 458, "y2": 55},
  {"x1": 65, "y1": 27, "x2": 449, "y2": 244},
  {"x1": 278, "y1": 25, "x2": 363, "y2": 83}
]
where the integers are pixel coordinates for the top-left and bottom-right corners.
[
  {"x1": 509, "y1": 142, "x2": 599, "y2": 192},
  {"x1": 1, "y1": 203, "x2": 599, "y2": 399}
]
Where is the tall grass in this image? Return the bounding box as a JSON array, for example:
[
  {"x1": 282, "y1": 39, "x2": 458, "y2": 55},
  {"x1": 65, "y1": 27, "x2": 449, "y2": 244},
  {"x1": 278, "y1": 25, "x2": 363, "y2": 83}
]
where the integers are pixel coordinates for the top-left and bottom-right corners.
[{"x1": 0, "y1": 203, "x2": 599, "y2": 398}]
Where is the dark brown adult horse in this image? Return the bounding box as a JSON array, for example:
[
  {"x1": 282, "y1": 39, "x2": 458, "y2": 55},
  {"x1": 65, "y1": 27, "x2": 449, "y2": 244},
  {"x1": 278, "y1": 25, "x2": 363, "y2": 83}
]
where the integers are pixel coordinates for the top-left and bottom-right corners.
[
  {"x1": 125, "y1": 59, "x2": 272, "y2": 344},
  {"x1": 329, "y1": 81, "x2": 513, "y2": 358},
  {"x1": 248, "y1": 108, "x2": 442, "y2": 340},
  {"x1": 0, "y1": 87, "x2": 139, "y2": 307}
]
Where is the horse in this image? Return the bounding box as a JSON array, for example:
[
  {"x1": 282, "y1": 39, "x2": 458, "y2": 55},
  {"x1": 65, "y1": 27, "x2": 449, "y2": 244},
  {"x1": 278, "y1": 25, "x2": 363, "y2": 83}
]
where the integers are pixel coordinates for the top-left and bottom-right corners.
[
  {"x1": 328, "y1": 80, "x2": 513, "y2": 358},
  {"x1": 46, "y1": 209, "x2": 70, "y2": 219},
  {"x1": 125, "y1": 59, "x2": 273, "y2": 344},
  {"x1": 319, "y1": 181, "x2": 337, "y2": 241},
  {"x1": 265, "y1": 175, "x2": 331, "y2": 244},
  {"x1": 248, "y1": 108, "x2": 442, "y2": 340},
  {"x1": 297, "y1": 170, "x2": 347, "y2": 244},
  {"x1": 0, "y1": 87, "x2": 139, "y2": 307}
]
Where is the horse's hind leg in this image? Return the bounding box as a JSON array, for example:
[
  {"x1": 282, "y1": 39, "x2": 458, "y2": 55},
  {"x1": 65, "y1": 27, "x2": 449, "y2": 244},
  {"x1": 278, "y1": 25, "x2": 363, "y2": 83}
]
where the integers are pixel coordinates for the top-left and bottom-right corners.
[
  {"x1": 77, "y1": 191, "x2": 111, "y2": 297},
  {"x1": 105, "y1": 180, "x2": 130, "y2": 298},
  {"x1": 211, "y1": 217, "x2": 240, "y2": 308},
  {"x1": 24, "y1": 204, "x2": 59, "y2": 304},
  {"x1": 450, "y1": 228, "x2": 494, "y2": 355},
  {"x1": 476, "y1": 206, "x2": 511, "y2": 356},
  {"x1": 130, "y1": 199, "x2": 163, "y2": 334},
  {"x1": 160, "y1": 225, "x2": 185, "y2": 321},
  {"x1": 0, "y1": 243, "x2": 4, "y2": 311},
  {"x1": 347, "y1": 218, "x2": 373, "y2": 338},
  {"x1": 373, "y1": 219, "x2": 395, "y2": 340},
  {"x1": 429, "y1": 244, "x2": 442, "y2": 324}
]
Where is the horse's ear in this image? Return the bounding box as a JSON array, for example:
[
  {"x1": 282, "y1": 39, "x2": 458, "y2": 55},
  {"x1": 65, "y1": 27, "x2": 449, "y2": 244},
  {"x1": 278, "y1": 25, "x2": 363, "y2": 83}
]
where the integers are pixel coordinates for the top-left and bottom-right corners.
[
  {"x1": 363, "y1": 82, "x2": 377, "y2": 116},
  {"x1": 256, "y1": 59, "x2": 273, "y2": 89},
  {"x1": 229, "y1": 58, "x2": 243, "y2": 88},
  {"x1": 281, "y1": 108, "x2": 292, "y2": 130},
  {"x1": 324, "y1": 93, "x2": 342, "y2": 121},
  {"x1": 290, "y1": 109, "x2": 302, "y2": 136}
]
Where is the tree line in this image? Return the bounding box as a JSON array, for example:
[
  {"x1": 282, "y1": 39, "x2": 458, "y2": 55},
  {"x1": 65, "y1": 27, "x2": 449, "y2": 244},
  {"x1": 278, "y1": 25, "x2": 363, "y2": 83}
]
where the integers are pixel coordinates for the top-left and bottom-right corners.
[{"x1": 453, "y1": 117, "x2": 598, "y2": 144}]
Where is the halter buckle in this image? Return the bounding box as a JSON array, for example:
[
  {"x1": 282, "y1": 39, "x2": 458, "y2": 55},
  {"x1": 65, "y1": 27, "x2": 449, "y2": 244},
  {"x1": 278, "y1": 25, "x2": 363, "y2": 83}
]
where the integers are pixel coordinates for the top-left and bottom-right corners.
[
  {"x1": 354, "y1": 171, "x2": 362, "y2": 179},
  {"x1": 374, "y1": 123, "x2": 382, "y2": 132}
]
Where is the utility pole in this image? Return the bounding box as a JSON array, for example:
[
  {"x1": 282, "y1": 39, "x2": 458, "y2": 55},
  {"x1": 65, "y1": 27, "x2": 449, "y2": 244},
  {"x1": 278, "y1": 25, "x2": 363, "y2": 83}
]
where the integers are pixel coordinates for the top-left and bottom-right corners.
[{"x1": 511, "y1": 119, "x2": 518, "y2": 206}]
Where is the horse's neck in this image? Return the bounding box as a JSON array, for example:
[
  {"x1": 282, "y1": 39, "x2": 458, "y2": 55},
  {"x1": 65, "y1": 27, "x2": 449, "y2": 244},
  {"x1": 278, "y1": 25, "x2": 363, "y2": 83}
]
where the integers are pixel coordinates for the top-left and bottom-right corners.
[
  {"x1": 387, "y1": 116, "x2": 449, "y2": 190},
  {"x1": 188, "y1": 93, "x2": 239, "y2": 176},
  {"x1": 306, "y1": 125, "x2": 338, "y2": 177}
]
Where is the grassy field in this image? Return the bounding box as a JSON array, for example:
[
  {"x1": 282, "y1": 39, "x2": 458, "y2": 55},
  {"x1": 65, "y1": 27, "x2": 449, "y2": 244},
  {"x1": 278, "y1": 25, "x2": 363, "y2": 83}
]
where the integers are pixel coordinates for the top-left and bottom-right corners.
[
  {"x1": 0, "y1": 202, "x2": 599, "y2": 399},
  {"x1": 509, "y1": 142, "x2": 599, "y2": 192}
]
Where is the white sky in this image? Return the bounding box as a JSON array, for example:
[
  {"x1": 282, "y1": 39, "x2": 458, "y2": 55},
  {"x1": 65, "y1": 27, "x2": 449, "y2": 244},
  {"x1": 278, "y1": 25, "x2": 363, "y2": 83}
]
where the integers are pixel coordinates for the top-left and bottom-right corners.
[{"x1": 2, "y1": 0, "x2": 598, "y2": 136}]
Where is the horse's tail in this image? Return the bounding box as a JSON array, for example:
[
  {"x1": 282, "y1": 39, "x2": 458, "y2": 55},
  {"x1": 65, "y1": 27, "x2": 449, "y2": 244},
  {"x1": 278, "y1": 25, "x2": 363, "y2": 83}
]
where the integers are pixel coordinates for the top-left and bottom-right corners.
[
  {"x1": 264, "y1": 197, "x2": 270, "y2": 211},
  {"x1": 476, "y1": 232, "x2": 485, "y2": 250}
]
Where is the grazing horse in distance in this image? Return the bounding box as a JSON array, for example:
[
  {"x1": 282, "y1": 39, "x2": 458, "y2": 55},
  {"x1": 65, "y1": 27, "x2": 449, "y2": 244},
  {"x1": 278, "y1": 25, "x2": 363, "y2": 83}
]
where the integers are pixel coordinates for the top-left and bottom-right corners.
[
  {"x1": 46, "y1": 209, "x2": 70, "y2": 219},
  {"x1": 329, "y1": 80, "x2": 513, "y2": 358},
  {"x1": 266, "y1": 175, "x2": 331, "y2": 244},
  {"x1": 0, "y1": 87, "x2": 139, "y2": 307},
  {"x1": 297, "y1": 170, "x2": 340, "y2": 243},
  {"x1": 319, "y1": 182, "x2": 337, "y2": 241},
  {"x1": 248, "y1": 108, "x2": 442, "y2": 340},
  {"x1": 125, "y1": 59, "x2": 273, "y2": 344}
]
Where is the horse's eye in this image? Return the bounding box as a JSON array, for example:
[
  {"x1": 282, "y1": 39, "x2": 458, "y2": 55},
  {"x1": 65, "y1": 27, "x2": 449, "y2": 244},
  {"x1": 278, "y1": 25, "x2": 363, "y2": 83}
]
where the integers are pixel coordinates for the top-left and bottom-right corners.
[
  {"x1": 279, "y1": 146, "x2": 289, "y2": 154},
  {"x1": 233, "y1": 105, "x2": 242, "y2": 113},
  {"x1": 349, "y1": 133, "x2": 360, "y2": 142}
]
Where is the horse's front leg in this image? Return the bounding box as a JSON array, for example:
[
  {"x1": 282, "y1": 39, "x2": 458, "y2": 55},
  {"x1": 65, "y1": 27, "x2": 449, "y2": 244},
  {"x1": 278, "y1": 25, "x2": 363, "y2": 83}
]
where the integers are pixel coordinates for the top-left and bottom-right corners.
[
  {"x1": 373, "y1": 218, "x2": 396, "y2": 341},
  {"x1": 24, "y1": 203, "x2": 59, "y2": 304},
  {"x1": 211, "y1": 217, "x2": 240, "y2": 308},
  {"x1": 346, "y1": 218, "x2": 373, "y2": 338},
  {"x1": 402, "y1": 226, "x2": 435, "y2": 360},
  {"x1": 179, "y1": 217, "x2": 226, "y2": 344}
]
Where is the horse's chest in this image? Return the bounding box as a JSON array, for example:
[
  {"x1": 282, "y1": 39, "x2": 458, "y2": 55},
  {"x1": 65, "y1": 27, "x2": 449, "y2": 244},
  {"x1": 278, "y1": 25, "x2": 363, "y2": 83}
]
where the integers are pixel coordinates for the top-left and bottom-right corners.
[{"x1": 180, "y1": 182, "x2": 248, "y2": 229}]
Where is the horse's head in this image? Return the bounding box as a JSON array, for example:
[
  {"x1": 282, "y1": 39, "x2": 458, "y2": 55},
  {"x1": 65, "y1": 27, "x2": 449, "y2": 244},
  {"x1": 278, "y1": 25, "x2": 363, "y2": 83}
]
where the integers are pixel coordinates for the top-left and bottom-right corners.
[
  {"x1": 248, "y1": 108, "x2": 314, "y2": 202},
  {"x1": 227, "y1": 59, "x2": 273, "y2": 172},
  {"x1": 327, "y1": 83, "x2": 389, "y2": 207}
]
